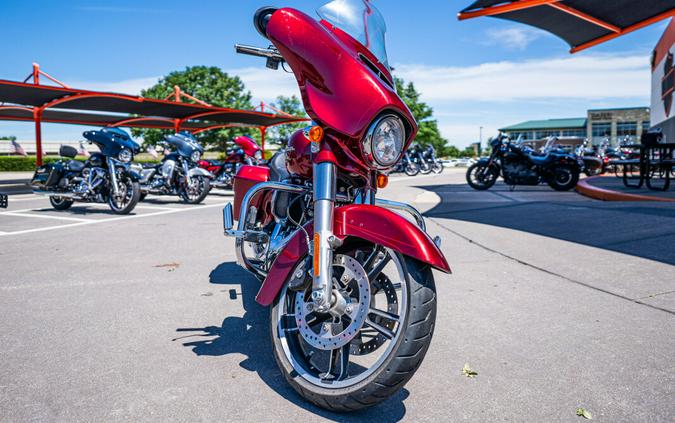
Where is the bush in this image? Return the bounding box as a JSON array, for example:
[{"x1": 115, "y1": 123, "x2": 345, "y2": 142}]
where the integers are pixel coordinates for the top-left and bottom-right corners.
[{"x1": 0, "y1": 156, "x2": 159, "y2": 172}]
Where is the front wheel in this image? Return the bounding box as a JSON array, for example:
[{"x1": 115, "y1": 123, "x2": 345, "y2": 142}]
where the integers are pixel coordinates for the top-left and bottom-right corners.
[
  {"x1": 271, "y1": 245, "x2": 436, "y2": 412},
  {"x1": 547, "y1": 165, "x2": 580, "y2": 191},
  {"x1": 108, "y1": 175, "x2": 140, "y2": 214},
  {"x1": 180, "y1": 175, "x2": 210, "y2": 204},
  {"x1": 404, "y1": 163, "x2": 419, "y2": 177},
  {"x1": 432, "y1": 161, "x2": 444, "y2": 174},
  {"x1": 466, "y1": 163, "x2": 498, "y2": 190}
]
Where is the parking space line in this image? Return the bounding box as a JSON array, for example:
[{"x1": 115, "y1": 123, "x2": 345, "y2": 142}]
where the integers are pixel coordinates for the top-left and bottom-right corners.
[
  {"x1": 0, "y1": 202, "x2": 229, "y2": 237},
  {"x1": 1, "y1": 212, "x2": 90, "y2": 222},
  {"x1": 83, "y1": 203, "x2": 180, "y2": 211}
]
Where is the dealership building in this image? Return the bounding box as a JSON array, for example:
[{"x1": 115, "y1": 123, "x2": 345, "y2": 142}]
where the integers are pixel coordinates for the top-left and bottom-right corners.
[
  {"x1": 651, "y1": 19, "x2": 674, "y2": 141},
  {"x1": 500, "y1": 107, "x2": 651, "y2": 146}
]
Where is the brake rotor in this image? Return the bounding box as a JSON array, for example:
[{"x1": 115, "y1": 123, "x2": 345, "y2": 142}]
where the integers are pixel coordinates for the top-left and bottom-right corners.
[
  {"x1": 295, "y1": 255, "x2": 370, "y2": 351},
  {"x1": 350, "y1": 272, "x2": 398, "y2": 356}
]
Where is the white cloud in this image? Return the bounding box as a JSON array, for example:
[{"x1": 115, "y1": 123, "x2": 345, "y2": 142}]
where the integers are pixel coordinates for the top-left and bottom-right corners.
[
  {"x1": 393, "y1": 54, "x2": 650, "y2": 102},
  {"x1": 483, "y1": 27, "x2": 544, "y2": 50},
  {"x1": 226, "y1": 66, "x2": 301, "y2": 103}
]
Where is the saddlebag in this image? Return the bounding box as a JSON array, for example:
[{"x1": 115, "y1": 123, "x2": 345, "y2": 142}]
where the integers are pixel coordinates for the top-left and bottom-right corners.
[
  {"x1": 31, "y1": 162, "x2": 63, "y2": 189},
  {"x1": 233, "y1": 165, "x2": 270, "y2": 220}
]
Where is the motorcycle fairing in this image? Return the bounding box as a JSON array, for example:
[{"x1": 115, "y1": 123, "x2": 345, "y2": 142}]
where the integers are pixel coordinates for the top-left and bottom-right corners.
[
  {"x1": 188, "y1": 167, "x2": 214, "y2": 179},
  {"x1": 255, "y1": 204, "x2": 450, "y2": 306}
]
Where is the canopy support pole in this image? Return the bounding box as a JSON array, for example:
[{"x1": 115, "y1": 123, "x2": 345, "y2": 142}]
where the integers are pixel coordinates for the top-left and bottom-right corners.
[
  {"x1": 259, "y1": 126, "x2": 266, "y2": 157},
  {"x1": 34, "y1": 108, "x2": 43, "y2": 166},
  {"x1": 458, "y1": 0, "x2": 559, "y2": 20}
]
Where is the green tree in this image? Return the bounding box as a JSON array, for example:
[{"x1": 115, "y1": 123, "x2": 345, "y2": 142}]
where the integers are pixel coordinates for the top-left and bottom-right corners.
[
  {"x1": 267, "y1": 95, "x2": 308, "y2": 146},
  {"x1": 132, "y1": 66, "x2": 253, "y2": 150},
  {"x1": 445, "y1": 145, "x2": 461, "y2": 158},
  {"x1": 394, "y1": 77, "x2": 449, "y2": 155},
  {"x1": 0, "y1": 136, "x2": 16, "y2": 141}
]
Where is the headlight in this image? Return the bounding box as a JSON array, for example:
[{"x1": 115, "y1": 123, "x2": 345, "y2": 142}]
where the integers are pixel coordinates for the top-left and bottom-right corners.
[
  {"x1": 254, "y1": 150, "x2": 262, "y2": 160},
  {"x1": 118, "y1": 148, "x2": 133, "y2": 163},
  {"x1": 190, "y1": 150, "x2": 201, "y2": 162},
  {"x1": 363, "y1": 115, "x2": 405, "y2": 168}
]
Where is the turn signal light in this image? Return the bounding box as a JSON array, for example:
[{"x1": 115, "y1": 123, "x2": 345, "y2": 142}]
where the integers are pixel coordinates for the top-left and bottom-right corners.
[
  {"x1": 308, "y1": 126, "x2": 324, "y2": 143},
  {"x1": 376, "y1": 173, "x2": 389, "y2": 188}
]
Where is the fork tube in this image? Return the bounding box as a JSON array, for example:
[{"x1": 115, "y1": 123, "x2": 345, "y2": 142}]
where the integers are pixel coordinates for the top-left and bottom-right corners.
[
  {"x1": 312, "y1": 161, "x2": 336, "y2": 312},
  {"x1": 107, "y1": 158, "x2": 120, "y2": 197}
]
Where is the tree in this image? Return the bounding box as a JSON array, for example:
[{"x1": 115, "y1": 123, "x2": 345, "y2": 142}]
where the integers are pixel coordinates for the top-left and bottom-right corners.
[
  {"x1": 132, "y1": 66, "x2": 253, "y2": 150},
  {"x1": 394, "y1": 77, "x2": 449, "y2": 155},
  {"x1": 445, "y1": 145, "x2": 461, "y2": 158},
  {"x1": 0, "y1": 136, "x2": 16, "y2": 141},
  {"x1": 267, "y1": 95, "x2": 308, "y2": 145}
]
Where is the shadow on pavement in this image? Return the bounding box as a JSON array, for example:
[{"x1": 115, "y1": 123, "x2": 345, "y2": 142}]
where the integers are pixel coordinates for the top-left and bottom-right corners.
[
  {"x1": 419, "y1": 181, "x2": 675, "y2": 266},
  {"x1": 175, "y1": 262, "x2": 408, "y2": 422}
]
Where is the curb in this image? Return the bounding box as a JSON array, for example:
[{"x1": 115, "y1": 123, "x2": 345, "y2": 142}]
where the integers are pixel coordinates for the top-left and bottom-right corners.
[{"x1": 576, "y1": 176, "x2": 675, "y2": 202}]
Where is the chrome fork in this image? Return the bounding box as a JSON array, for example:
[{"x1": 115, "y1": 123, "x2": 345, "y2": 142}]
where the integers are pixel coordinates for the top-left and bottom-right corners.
[
  {"x1": 311, "y1": 161, "x2": 337, "y2": 312},
  {"x1": 107, "y1": 158, "x2": 120, "y2": 197}
]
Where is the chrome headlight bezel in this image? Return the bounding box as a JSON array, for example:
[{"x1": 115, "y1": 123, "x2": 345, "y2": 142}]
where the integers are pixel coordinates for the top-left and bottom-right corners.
[
  {"x1": 118, "y1": 148, "x2": 133, "y2": 163},
  {"x1": 362, "y1": 114, "x2": 406, "y2": 169},
  {"x1": 190, "y1": 150, "x2": 201, "y2": 162}
]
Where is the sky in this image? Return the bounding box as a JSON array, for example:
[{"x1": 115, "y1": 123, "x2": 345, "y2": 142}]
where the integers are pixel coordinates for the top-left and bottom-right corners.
[{"x1": 0, "y1": 0, "x2": 669, "y2": 148}]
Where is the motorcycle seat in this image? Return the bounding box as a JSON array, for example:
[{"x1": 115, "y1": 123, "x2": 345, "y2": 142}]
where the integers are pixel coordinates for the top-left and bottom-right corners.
[
  {"x1": 527, "y1": 154, "x2": 554, "y2": 166},
  {"x1": 66, "y1": 160, "x2": 85, "y2": 172}
]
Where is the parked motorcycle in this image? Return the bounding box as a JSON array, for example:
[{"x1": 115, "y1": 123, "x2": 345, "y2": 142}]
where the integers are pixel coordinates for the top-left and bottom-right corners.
[
  {"x1": 422, "y1": 144, "x2": 444, "y2": 174},
  {"x1": 136, "y1": 132, "x2": 212, "y2": 203},
  {"x1": 409, "y1": 143, "x2": 432, "y2": 174},
  {"x1": 574, "y1": 139, "x2": 604, "y2": 176},
  {"x1": 223, "y1": 1, "x2": 450, "y2": 411},
  {"x1": 393, "y1": 149, "x2": 420, "y2": 176},
  {"x1": 31, "y1": 127, "x2": 142, "y2": 214},
  {"x1": 199, "y1": 135, "x2": 263, "y2": 190},
  {"x1": 466, "y1": 133, "x2": 582, "y2": 191}
]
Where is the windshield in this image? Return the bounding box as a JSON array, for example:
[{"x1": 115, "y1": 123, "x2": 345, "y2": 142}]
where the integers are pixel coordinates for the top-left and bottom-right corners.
[{"x1": 317, "y1": 0, "x2": 389, "y2": 69}]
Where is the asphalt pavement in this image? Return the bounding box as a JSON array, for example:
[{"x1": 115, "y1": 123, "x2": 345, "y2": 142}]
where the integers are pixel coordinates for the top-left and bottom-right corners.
[{"x1": 0, "y1": 169, "x2": 673, "y2": 422}]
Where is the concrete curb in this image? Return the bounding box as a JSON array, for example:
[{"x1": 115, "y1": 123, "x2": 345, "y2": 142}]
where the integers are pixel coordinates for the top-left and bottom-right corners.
[{"x1": 576, "y1": 176, "x2": 675, "y2": 202}]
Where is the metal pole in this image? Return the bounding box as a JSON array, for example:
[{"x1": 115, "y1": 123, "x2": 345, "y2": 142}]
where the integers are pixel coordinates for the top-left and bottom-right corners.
[
  {"x1": 174, "y1": 86, "x2": 181, "y2": 102},
  {"x1": 32, "y1": 63, "x2": 40, "y2": 85},
  {"x1": 259, "y1": 127, "x2": 266, "y2": 157},
  {"x1": 34, "y1": 109, "x2": 43, "y2": 166}
]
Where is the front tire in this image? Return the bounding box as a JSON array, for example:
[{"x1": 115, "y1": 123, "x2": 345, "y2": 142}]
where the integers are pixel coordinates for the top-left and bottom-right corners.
[
  {"x1": 547, "y1": 165, "x2": 579, "y2": 191},
  {"x1": 271, "y1": 247, "x2": 436, "y2": 412},
  {"x1": 108, "y1": 175, "x2": 140, "y2": 214},
  {"x1": 180, "y1": 175, "x2": 210, "y2": 204},
  {"x1": 432, "y1": 161, "x2": 444, "y2": 174},
  {"x1": 466, "y1": 163, "x2": 498, "y2": 190},
  {"x1": 49, "y1": 196, "x2": 73, "y2": 210},
  {"x1": 404, "y1": 163, "x2": 419, "y2": 177}
]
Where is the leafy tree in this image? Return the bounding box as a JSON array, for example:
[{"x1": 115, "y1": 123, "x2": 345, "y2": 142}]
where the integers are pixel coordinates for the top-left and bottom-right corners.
[
  {"x1": 0, "y1": 135, "x2": 16, "y2": 141},
  {"x1": 267, "y1": 95, "x2": 308, "y2": 145},
  {"x1": 394, "y1": 77, "x2": 449, "y2": 155},
  {"x1": 444, "y1": 145, "x2": 461, "y2": 158},
  {"x1": 132, "y1": 66, "x2": 253, "y2": 150}
]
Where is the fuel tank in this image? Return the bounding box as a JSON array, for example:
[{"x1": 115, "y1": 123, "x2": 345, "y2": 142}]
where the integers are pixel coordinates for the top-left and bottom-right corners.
[{"x1": 286, "y1": 129, "x2": 312, "y2": 179}]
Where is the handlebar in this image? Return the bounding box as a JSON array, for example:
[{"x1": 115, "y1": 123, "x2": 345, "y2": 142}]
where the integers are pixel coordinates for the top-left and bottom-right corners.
[{"x1": 235, "y1": 44, "x2": 284, "y2": 61}]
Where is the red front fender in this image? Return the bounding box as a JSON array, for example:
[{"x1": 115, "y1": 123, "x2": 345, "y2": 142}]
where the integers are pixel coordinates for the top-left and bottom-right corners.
[{"x1": 255, "y1": 204, "x2": 450, "y2": 306}]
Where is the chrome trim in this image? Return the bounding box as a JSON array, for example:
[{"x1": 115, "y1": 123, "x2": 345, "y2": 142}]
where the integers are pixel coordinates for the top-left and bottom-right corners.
[
  {"x1": 107, "y1": 158, "x2": 120, "y2": 197},
  {"x1": 375, "y1": 198, "x2": 426, "y2": 232},
  {"x1": 312, "y1": 162, "x2": 336, "y2": 311},
  {"x1": 362, "y1": 114, "x2": 405, "y2": 170}
]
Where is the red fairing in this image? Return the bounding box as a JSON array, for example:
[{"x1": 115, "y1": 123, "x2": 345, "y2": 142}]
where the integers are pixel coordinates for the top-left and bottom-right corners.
[
  {"x1": 233, "y1": 135, "x2": 262, "y2": 157},
  {"x1": 286, "y1": 129, "x2": 312, "y2": 178},
  {"x1": 266, "y1": 8, "x2": 417, "y2": 142},
  {"x1": 255, "y1": 205, "x2": 450, "y2": 306},
  {"x1": 233, "y1": 165, "x2": 270, "y2": 221}
]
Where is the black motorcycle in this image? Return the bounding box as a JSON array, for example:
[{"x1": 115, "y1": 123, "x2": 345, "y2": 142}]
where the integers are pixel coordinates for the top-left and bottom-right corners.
[
  {"x1": 422, "y1": 144, "x2": 444, "y2": 174},
  {"x1": 135, "y1": 132, "x2": 213, "y2": 204},
  {"x1": 31, "y1": 127, "x2": 142, "y2": 214},
  {"x1": 394, "y1": 149, "x2": 420, "y2": 176},
  {"x1": 466, "y1": 134, "x2": 581, "y2": 191}
]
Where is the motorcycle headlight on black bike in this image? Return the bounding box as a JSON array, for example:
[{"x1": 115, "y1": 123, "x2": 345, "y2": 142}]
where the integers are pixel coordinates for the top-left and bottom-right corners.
[
  {"x1": 362, "y1": 114, "x2": 405, "y2": 169},
  {"x1": 190, "y1": 150, "x2": 201, "y2": 162},
  {"x1": 118, "y1": 148, "x2": 133, "y2": 163}
]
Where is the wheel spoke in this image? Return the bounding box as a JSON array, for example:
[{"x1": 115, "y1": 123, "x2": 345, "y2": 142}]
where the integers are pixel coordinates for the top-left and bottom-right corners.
[
  {"x1": 327, "y1": 344, "x2": 350, "y2": 381},
  {"x1": 367, "y1": 252, "x2": 391, "y2": 281},
  {"x1": 365, "y1": 318, "x2": 395, "y2": 340},
  {"x1": 368, "y1": 307, "x2": 399, "y2": 323}
]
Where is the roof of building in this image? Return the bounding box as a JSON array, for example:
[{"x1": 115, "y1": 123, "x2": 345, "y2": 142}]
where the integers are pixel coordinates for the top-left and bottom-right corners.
[{"x1": 500, "y1": 117, "x2": 587, "y2": 131}]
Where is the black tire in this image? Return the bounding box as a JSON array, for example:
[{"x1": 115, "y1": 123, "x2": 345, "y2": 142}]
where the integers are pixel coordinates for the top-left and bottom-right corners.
[
  {"x1": 108, "y1": 177, "x2": 141, "y2": 214},
  {"x1": 271, "y1": 251, "x2": 436, "y2": 412},
  {"x1": 180, "y1": 175, "x2": 210, "y2": 204},
  {"x1": 139, "y1": 192, "x2": 148, "y2": 202},
  {"x1": 404, "y1": 163, "x2": 420, "y2": 177},
  {"x1": 432, "y1": 161, "x2": 444, "y2": 174},
  {"x1": 49, "y1": 196, "x2": 73, "y2": 210},
  {"x1": 419, "y1": 162, "x2": 432, "y2": 175},
  {"x1": 466, "y1": 163, "x2": 498, "y2": 190},
  {"x1": 547, "y1": 165, "x2": 580, "y2": 191}
]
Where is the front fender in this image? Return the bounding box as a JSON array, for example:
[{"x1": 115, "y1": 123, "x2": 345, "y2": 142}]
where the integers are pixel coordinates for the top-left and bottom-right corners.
[
  {"x1": 255, "y1": 204, "x2": 450, "y2": 306},
  {"x1": 188, "y1": 167, "x2": 214, "y2": 179}
]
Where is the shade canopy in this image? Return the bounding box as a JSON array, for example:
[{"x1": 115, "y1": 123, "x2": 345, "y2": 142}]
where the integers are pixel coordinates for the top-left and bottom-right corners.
[{"x1": 459, "y1": 1, "x2": 675, "y2": 53}]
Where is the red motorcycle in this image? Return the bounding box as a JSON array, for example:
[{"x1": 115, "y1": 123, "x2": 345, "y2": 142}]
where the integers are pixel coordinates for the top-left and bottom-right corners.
[
  {"x1": 199, "y1": 135, "x2": 263, "y2": 189},
  {"x1": 222, "y1": 1, "x2": 450, "y2": 411}
]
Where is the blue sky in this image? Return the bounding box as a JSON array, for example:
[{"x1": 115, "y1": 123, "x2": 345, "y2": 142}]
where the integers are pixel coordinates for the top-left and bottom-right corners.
[{"x1": 0, "y1": 0, "x2": 669, "y2": 147}]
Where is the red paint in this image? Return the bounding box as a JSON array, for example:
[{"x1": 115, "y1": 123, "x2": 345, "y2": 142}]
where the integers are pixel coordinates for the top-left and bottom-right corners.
[
  {"x1": 267, "y1": 8, "x2": 417, "y2": 170},
  {"x1": 233, "y1": 165, "x2": 270, "y2": 221},
  {"x1": 255, "y1": 204, "x2": 450, "y2": 306},
  {"x1": 233, "y1": 135, "x2": 262, "y2": 157},
  {"x1": 286, "y1": 129, "x2": 313, "y2": 177}
]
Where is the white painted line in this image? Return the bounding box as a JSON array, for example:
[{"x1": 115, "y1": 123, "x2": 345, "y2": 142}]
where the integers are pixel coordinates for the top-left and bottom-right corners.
[
  {"x1": 0, "y1": 202, "x2": 229, "y2": 237},
  {"x1": 1, "y1": 212, "x2": 90, "y2": 222},
  {"x1": 83, "y1": 203, "x2": 180, "y2": 211}
]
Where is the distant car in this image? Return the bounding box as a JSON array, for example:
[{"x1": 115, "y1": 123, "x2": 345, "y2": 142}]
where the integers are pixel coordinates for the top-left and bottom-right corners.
[
  {"x1": 455, "y1": 158, "x2": 476, "y2": 167},
  {"x1": 441, "y1": 159, "x2": 459, "y2": 167}
]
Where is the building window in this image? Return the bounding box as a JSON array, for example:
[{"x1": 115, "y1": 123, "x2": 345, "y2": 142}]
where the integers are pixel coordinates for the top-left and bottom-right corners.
[
  {"x1": 641, "y1": 121, "x2": 651, "y2": 132},
  {"x1": 617, "y1": 121, "x2": 637, "y2": 136},
  {"x1": 591, "y1": 122, "x2": 611, "y2": 143},
  {"x1": 509, "y1": 131, "x2": 529, "y2": 140},
  {"x1": 535, "y1": 130, "x2": 560, "y2": 139},
  {"x1": 562, "y1": 129, "x2": 586, "y2": 137}
]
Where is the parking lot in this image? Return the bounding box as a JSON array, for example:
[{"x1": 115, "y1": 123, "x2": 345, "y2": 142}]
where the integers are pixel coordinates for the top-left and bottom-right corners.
[{"x1": 1, "y1": 169, "x2": 674, "y2": 422}]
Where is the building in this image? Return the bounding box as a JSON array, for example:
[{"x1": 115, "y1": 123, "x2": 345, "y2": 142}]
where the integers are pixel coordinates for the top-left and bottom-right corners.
[
  {"x1": 651, "y1": 19, "x2": 674, "y2": 141},
  {"x1": 500, "y1": 106, "x2": 650, "y2": 146}
]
